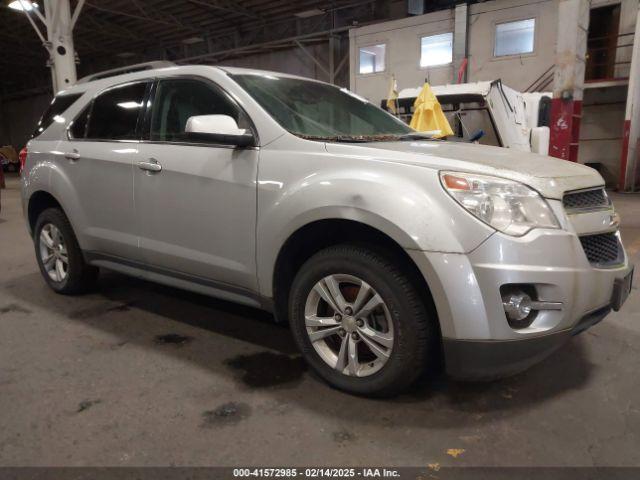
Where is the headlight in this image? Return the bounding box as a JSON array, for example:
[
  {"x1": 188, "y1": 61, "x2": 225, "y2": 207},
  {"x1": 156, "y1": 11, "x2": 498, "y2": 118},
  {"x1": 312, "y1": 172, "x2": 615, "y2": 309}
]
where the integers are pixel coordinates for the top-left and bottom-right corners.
[{"x1": 440, "y1": 171, "x2": 559, "y2": 236}]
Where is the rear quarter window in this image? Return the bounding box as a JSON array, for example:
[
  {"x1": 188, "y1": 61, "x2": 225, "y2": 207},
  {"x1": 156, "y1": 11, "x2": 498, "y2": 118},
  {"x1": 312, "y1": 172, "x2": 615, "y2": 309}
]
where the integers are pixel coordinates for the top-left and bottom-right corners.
[{"x1": 32, "y1": 93, "x2": 83, "y2": 138}]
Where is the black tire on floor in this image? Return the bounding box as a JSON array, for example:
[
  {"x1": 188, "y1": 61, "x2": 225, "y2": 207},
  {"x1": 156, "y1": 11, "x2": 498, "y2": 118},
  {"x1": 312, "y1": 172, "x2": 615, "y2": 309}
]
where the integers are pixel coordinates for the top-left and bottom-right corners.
[
  {"x1": 289, "y1": 244, "x2": 438, "y2": 397},
  {"x1": 33, "y1": 207, "x2": 99, "y2": 294}
]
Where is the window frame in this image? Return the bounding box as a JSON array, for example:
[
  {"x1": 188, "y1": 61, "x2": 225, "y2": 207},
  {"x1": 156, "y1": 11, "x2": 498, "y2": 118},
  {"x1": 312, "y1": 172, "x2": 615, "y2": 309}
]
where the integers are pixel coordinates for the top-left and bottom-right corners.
[
  {"x1": 493, "y1": 17, "x2": 537, "y2": 59},
  {"x1": 66, "y1": 79, "x2": 153, "y2": 143},
  {"x1": 357, "y1": 43, "x2": 387, "y2": 76},
  {"x1": 418, "y1": 31, "x2": 454, "y2": 69},
  {"x1": 67, "y1": 103, "x2": 91, "y2": 140},
  {"x1": 139, "y1": 75, "x2": 259, "y2": 149}
]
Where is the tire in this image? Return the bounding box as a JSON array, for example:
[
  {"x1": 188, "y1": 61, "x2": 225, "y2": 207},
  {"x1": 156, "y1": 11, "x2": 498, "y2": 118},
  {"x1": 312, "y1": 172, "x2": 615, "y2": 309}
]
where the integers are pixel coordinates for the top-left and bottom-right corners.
[
  {"x1": 289, "y1": 244, "x2": 437, "y2": 397},
  {"x1": 34, "y1": 208, "x2": 98, "y2": 294}
]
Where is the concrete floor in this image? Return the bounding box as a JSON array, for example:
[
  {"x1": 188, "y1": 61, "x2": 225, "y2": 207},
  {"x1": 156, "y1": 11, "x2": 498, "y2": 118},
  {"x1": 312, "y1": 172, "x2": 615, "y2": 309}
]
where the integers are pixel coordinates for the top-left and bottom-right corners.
[{"x1": 1, "y1": 173, "x2": 639, "y2": 467}]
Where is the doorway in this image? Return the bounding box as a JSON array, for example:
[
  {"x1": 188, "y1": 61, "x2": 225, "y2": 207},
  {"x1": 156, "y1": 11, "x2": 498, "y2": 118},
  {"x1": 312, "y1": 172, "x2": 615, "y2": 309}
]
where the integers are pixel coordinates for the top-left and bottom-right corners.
[{"x1": 586, "y1": 4, "x2": 621, "y2": 81}]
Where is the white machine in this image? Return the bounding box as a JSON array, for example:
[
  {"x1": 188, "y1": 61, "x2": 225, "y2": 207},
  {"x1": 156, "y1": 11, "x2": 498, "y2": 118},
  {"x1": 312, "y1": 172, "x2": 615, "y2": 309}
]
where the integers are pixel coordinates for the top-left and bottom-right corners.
[{"x1": 385, "y1": 80, "x2": 552, "y2": 155}]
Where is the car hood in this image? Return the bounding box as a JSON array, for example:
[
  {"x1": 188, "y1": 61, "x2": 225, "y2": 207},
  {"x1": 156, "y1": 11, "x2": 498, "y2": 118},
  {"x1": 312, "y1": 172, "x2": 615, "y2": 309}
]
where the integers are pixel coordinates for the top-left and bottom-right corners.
[{"x1": 324, "y1": 140, "x2": 603, "y2": 200}]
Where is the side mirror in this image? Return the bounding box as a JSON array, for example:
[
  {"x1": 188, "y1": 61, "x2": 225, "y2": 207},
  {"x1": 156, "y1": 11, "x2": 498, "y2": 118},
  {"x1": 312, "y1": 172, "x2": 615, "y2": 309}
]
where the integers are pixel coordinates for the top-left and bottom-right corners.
[
  {"x1": 185, "y1": 114, "x2": 255, "y2": 148},
  {"x1": 531, "y1": 126, "x2": 550, "y2": 155}
]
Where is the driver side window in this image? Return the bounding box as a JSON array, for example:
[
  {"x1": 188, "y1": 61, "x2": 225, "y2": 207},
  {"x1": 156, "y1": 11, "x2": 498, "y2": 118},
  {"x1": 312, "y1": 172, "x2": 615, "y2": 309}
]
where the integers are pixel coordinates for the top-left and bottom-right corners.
[{"x1": 149, "y1": 79, "x2": 249, "y2": 143}]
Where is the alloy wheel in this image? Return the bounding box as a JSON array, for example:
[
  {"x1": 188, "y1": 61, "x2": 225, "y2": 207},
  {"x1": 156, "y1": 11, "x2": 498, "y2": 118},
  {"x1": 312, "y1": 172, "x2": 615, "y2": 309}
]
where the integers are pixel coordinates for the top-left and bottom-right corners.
[
  {"x1": 39, "y1": 223, "x2": 69, "y2": 283},
  {"x1": 304, "y1": 274, "x2": 394, "y2": 377}
]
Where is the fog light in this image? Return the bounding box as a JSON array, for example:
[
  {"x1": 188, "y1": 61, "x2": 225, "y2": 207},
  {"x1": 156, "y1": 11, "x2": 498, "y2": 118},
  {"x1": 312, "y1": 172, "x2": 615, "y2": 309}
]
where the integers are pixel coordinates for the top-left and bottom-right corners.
[
  {"x1": 503, "y1": 292, "x2": 533, "y2": 322},
  {"x1": 500, "y1": 285, "x2": 563, "y2": 329}
]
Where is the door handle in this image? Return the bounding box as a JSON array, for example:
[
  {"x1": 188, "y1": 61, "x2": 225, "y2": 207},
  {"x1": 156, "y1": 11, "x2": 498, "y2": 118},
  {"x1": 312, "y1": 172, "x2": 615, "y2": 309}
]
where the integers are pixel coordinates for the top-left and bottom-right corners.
[
  {"x1": 64, "y1": 151, "x2": 80, "y2": 160},
  {"x1": 137, "y1": 160, "x2": 162, "y2": 173}
]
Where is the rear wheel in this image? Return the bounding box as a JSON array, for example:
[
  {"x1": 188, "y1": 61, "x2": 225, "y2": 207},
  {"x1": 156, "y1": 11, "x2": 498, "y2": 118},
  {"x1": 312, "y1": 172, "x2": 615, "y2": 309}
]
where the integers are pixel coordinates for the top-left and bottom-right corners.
[
  {"x1": 289, "y1": 244, "x2": 437, "y2": 397},
  {"x1": 34, "y1": 208, "x2": 98, "y2": 294}
]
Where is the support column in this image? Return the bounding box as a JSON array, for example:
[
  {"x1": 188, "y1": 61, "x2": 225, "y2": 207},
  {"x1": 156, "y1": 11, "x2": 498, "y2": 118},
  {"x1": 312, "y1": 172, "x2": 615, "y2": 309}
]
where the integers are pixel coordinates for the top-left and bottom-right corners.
[
  {"x1": 452, "y1": 3, "x2": 469, "y2": 84},
  {"x1": 549, "y1": 0, "x2": 590, "y2": 161},
  {"x1": 19, "y1": 0, "x2": 83, "y2": 94},
  {"x1": 47, "y1": 0, "x2": 78, "y2": 92},
  {"x1": 619, "y1": 7, "x2": 640, "y2": 191},
  {"x1": 329, "y1": 35, "x2": 340, "y2": 84}
]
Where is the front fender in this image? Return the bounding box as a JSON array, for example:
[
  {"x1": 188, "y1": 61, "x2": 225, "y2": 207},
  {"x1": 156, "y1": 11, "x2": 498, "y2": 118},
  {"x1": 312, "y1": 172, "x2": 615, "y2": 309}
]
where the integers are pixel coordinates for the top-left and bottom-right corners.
[{"x1": 256, "y1": 145, "x2": 494, "y2": 297}]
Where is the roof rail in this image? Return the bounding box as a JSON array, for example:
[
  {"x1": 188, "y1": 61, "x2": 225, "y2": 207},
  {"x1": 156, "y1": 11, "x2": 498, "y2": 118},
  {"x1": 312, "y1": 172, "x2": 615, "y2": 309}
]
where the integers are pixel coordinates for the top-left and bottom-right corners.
[{"x1": 77, "y1": 61, "x2": 176, "y2": 84}]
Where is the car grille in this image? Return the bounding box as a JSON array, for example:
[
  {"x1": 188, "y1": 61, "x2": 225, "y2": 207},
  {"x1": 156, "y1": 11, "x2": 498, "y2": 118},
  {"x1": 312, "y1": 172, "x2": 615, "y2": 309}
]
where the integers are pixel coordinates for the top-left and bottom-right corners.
[
  {"x1": 563, "y1": 188, "x2": 609, "y2": 212},
  {"x1": 579, "y1": 232, "x2": 623, "y2": 267}
]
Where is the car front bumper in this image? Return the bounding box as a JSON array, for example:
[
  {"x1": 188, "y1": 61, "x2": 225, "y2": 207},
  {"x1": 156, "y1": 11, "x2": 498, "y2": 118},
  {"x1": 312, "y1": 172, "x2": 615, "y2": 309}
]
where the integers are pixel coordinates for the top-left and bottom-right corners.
[
  {"x1": 442, "y1": 305, "x2": 612, "y2": 379},
  {"x1": 409, "y1": 228, "x2": 633, "y2": 380}
]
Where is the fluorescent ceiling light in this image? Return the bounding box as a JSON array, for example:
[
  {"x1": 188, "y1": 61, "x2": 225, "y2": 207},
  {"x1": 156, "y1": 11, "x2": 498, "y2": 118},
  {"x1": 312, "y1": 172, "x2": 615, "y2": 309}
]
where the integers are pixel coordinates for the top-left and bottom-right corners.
[
  {"x1": 182, "y1": 36, "x2": 204, "y2": 45},
  {"x1": 294, "y1": 8, "x2": 324, "y2": 18},
  {"x1": 8, "y1": 0, "x2": 38, "y2": 11}
]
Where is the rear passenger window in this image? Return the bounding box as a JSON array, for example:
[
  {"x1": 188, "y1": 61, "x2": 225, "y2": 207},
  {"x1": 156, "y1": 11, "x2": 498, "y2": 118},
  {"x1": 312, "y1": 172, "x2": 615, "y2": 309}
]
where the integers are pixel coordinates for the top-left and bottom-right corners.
[
  {"x1": 32, "y1": 93, "x2": 82, "y2": 138},
  {"x1": 86, "y1": 82, "x2": 147, "y2": 140}
]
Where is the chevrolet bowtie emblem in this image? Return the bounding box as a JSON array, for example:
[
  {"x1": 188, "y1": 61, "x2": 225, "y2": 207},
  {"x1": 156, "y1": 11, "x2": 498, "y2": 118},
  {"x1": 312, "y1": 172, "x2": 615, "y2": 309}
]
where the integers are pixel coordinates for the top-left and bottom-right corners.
[{"x1": 609, "y1": 212, "x2": 620, "y2": 228}]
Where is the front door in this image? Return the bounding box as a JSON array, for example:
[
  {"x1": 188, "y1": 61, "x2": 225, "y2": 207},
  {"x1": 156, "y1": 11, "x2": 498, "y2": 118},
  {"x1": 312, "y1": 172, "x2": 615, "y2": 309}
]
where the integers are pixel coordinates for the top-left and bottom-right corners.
[{"x1": 135, "y1": 78, "x2": 259, "y2": 291}]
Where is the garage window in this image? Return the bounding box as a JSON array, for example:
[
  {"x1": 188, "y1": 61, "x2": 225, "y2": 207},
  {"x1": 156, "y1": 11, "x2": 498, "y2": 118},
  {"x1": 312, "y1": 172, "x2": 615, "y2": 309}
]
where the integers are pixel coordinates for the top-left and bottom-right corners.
[
  {"x1": 358, "y1": 44, "x2": 386, "y2": 74},
  {"x1": 420, "y1": 32, "x2": 453, "y2": 67},
  {"x1": 86, "y1": 82, "x2": 148, "y2": 140},
  {"x1": 494, "y1": 19, "x2": 535, "y2": 57}
]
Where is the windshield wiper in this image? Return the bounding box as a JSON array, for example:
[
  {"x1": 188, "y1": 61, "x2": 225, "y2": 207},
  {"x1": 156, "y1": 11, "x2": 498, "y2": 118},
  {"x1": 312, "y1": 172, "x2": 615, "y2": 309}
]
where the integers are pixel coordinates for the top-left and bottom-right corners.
[
  {"x1": 297, "y1": 133, "x2": 437, "y2": 143},
  {"x1": 297, "y1": 134, "x2": 369, "y2": 142},
  {"x1": 334, "y1": 134, "x2": 424, "y2": 143},
  {"x1": 301, "y1": 134, "x2": 397, "y2": 143},
  {"x1": 333, "y1": 135, "x2": 374, "y2": 143},
  {"x1": 396, "y1": 132, "x2": 439, "y2": 141}
]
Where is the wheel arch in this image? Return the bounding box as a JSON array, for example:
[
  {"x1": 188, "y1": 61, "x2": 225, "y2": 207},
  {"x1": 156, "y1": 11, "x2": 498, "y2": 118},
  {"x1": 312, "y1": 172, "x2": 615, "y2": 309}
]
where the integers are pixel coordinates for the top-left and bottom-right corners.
[
  {"x1": 27, "y1": 190, "x2": 64, "y2": 234},
  {"x1": 270, "y1": 219, "x2": 441, "y2": 339},
  {"x1": 26, "y1": 161, "x2": 90, "y2": 250}
]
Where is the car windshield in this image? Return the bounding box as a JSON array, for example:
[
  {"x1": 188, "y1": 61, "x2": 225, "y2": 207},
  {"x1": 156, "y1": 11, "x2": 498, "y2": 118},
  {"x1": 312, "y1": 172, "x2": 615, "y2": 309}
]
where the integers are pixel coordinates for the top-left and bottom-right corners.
[{"x1": 231, "y1": 73, "x2": 414, "y2": 142}]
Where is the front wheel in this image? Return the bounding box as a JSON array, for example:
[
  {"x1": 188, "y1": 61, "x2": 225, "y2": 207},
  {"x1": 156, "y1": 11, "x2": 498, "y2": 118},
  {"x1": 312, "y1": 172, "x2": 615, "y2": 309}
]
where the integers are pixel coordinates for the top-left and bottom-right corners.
[
  {"x1": 289, "y1": 244, "x2": 438, "y2": 397},
  {"x1": 34, "y1": 208, "x2": 98, "y2": 294}
]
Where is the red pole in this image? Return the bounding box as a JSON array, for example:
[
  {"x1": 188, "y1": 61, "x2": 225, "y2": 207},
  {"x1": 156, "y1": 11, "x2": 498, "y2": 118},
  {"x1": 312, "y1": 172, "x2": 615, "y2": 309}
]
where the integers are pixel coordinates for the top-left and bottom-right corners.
[
  {"x1": 457, "y1": 58, "x2": 468, "y2": 84},
  {"x1": 549, "y1": 97, "x2": 582, "y2": 161},
  {"x1": 619, "y1": 120, "x2": 631, "y2": 190}
]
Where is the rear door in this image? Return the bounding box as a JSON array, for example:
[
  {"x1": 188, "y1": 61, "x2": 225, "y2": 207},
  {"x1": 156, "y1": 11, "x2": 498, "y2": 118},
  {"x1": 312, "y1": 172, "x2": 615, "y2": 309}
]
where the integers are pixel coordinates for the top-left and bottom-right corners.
[{"x1": 63, "y1": 81, "x2": 150, "y2": 260}]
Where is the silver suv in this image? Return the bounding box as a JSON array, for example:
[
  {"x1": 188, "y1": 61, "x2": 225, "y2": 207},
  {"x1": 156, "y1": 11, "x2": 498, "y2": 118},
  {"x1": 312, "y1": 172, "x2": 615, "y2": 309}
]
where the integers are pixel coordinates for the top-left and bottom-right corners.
[{"x1": 22, "y1": 65, "x2": 633, "y2": 396}]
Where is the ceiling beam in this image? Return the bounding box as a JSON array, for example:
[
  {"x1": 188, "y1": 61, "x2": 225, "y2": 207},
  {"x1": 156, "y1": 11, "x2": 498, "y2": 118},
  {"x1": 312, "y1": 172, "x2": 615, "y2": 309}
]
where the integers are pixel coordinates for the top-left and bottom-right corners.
[
  {"x1": 178, "y1": 24, "x2": 352, "y2": 63},
  {"x1": 84, "y1": 2, "x2": 187, "y2": 28},
  {"x1": 185, "y1": 0, "x2": 263, "y2": 21}
]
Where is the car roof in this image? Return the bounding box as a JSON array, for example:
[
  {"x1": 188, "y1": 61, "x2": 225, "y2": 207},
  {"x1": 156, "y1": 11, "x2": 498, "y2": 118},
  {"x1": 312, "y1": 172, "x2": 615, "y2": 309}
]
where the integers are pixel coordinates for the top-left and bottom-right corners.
[
  {"x1": 55, "y1": 64, "x2": 327, "y2": 97},
  {"x1": 217, "y1": 65, "x2": 326, "y2": 82}
]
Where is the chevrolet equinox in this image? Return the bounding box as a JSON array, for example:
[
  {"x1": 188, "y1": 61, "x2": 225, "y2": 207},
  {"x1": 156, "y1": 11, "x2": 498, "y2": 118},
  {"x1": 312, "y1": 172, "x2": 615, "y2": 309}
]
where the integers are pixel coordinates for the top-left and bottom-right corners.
[{"x1": 21, "y1": 65, "x2": 633, "y2": 396}]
